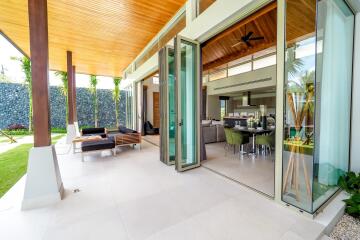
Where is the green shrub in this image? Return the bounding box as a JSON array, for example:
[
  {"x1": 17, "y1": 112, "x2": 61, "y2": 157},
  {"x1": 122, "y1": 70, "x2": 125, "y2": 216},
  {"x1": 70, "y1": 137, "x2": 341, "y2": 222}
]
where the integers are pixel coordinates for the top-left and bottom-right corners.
[
  {"x1": 51, "y1": 127, "x2": 67, "y2": 133},
  {"x1": 338, "y1": 172, "x2": 360, "y2": 194},
  {"x1": 3, "y1": 130, "x2": 31, "y2": 135},
  {"x1": 338, "y1": 172, "x2": 360, "y2": 219},
  {"x1": 343, "y1": 193, "x2": 360, "y2": 218}
]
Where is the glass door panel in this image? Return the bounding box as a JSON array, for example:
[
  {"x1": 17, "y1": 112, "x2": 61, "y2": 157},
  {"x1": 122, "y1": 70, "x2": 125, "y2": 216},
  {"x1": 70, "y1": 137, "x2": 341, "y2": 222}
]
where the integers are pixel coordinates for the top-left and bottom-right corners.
[
  {"x1": 282, "y1": 0, "x2": 354, "y2": 213},
  {"x1": 159, "y1": 46, "x2": 176, "y2": 165},
  {"x1": 168, "y1": 48, "x2": 176, "y2": 163},
  {"x1": 313, "y1": 0, "x2": 354, "y2": 211},
  {"x1": 175, "y1": 36, "x2": 201, "y2": 171}
]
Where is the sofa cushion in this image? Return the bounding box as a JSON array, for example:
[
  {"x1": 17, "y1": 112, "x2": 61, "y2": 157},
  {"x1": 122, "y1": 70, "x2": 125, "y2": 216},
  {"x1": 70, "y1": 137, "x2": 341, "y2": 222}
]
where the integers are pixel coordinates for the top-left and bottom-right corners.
[
  {"x1": 81, "y1": 139, "x2": 115, "y2": 152},
  {"x1": 216, "y1": 125, "x2": 225, "y2": 142},
  {"x1": 82, "y1": 128, "x2": 105, "y2": 135},
  {"x1": 203, "y1": 125, "x2": 217, "y2": 144},
  {"x1": 202, "y1": 120, "x2": 212, "y2": 127},
  {"x1": 118, "y1": 126, "x2": 137, "y2": 134}
]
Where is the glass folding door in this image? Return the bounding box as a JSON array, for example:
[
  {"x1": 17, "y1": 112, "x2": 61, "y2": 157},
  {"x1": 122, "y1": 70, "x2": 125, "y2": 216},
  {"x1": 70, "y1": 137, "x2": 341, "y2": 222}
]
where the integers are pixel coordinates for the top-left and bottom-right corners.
[
  {"x1": 175, "y1": 36, "x2": 201, "y2": 171},
  {"x1": 159, "y1": 46, "x2": 176, "y2": 165},
  {"x1": 135, "y1": 81, "x2": 143, "y2": 135},
  {"x1": 282, "y1": 0, "x2": 354, "y2": 213},
  {"x1": 125, "y1": 85, "x2": 134, "y2": 130}
]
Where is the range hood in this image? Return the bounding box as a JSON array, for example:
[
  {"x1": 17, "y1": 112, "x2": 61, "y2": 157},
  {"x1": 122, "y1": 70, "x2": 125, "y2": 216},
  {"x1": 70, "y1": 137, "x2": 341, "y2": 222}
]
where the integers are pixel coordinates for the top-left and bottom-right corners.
[{"x1": 242, "y1": 92, "x2": 255, "y2": 106}]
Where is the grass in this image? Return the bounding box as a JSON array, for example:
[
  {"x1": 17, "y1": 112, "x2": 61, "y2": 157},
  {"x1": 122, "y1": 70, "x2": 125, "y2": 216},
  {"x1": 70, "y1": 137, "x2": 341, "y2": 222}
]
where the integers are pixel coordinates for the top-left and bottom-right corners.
[{"x1": 0, "y1": 134, "x2": 65, "y2": 198}]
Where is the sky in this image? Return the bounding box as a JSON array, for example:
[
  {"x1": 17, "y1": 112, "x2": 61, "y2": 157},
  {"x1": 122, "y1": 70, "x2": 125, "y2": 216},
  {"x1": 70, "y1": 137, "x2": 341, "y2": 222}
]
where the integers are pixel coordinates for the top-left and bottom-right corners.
[{"x1": 0, "y1": 34, "x2": 115, "y2": 89}]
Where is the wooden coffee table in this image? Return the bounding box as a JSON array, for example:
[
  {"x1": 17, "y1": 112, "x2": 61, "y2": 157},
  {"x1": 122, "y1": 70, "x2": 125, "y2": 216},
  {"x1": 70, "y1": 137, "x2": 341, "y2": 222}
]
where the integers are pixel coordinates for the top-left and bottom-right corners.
[{"x1": 72, "y1": 135, "x2": 102, "y2": 153}]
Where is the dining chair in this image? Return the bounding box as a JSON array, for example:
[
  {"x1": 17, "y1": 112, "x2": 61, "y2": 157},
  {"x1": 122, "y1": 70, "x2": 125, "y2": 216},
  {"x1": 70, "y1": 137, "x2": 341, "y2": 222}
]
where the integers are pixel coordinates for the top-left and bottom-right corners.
[
  {"x1": 232, "y1": 130, "x2": 250, "y2": 156},
  {"x1": 255, "y1": 131, "x2": 275, "y2": 155},
  {"x1": 224, "y1": 127, "x2": 234, "y2": 155}
]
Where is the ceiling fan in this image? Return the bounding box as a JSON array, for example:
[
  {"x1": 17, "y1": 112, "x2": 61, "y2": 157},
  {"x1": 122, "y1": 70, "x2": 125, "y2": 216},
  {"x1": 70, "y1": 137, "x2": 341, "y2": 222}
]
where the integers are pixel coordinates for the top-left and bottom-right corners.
[{"x1": 232, "y1": 25, "x2": 265, "y2": 48}]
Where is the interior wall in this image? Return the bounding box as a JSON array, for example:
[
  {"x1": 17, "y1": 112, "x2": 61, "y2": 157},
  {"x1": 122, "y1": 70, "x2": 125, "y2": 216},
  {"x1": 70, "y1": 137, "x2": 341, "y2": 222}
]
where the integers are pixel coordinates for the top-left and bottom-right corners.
[
  {"x1": 206, "y1": 65, "x2": 276, "y2": 96},
  {"x1": 351, "y1": 12, "x2": 360, "y2": 173},
  {"x1": 143, "y1": 77, "x2": 159, "y2": 124},
  {"x1": 229, "y1": 94, "x2": 276, "y2": 116},
  {"x1": 206, "y1": 95, "x2": 221, "y2": 120}
]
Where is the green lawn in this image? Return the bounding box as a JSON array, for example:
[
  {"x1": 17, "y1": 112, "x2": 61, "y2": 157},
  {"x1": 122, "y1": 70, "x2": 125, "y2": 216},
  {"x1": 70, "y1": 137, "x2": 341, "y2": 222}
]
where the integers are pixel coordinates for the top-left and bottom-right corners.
[{"x1": 0, "y1": 134, "x2": 65, "y2": 198}]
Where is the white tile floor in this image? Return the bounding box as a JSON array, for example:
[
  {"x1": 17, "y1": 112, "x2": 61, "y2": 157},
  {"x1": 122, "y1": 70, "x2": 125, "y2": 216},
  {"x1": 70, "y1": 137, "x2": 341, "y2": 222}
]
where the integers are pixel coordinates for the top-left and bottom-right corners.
[
  {"x1": 0, "y1": 139, "x2": 326, "y2": 240},
  {"x1": 203, "y1": 142, "x2": 275, "y2": 196},
  {"x1": 142, "y1": 135, "x2": 160, "y2": 146}
]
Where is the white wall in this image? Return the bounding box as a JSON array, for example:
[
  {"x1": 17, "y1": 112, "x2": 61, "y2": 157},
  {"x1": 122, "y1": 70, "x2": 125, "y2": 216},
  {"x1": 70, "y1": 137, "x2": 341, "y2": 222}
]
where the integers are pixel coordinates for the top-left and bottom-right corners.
[
  {"x1": 351, "y1": 12, "x2": 360, "y2": 173},
  {"x1": 206, "y1": 65, "x2": 276, "y2": 96}
]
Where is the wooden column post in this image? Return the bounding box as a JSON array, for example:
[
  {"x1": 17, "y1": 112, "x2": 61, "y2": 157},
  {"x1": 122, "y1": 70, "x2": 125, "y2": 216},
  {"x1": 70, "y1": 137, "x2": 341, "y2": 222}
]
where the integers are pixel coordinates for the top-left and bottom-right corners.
[
  {"x1": 72, "y1": 65, "x2": 77, "y2": 122},
  {"x1": 67, "y1": 51, "x2": 74, "y2": 125},
  {"x1": 23, "y1": 0, "x2": 63, "y2": 210},
  {"x1": 28, "y1": 0, "x2": 51, "y2": 147}
]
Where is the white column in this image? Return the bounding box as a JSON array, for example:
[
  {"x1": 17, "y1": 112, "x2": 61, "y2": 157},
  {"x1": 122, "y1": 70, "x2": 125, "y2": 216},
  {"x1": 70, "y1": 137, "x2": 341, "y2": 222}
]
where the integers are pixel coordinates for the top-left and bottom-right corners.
[
  {"x1": 351, "y1": 13, "x2": 360, "y2": 173},
  {"x1": 274, "y1": 0, "x2": 285, "y2": 203}
]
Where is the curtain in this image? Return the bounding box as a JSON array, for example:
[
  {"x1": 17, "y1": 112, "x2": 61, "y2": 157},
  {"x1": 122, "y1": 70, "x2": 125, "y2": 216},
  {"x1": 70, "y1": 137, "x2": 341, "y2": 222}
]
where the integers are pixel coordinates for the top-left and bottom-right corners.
[{"x1": 317, "y1": 0, "x2": 354, "y2": 185}]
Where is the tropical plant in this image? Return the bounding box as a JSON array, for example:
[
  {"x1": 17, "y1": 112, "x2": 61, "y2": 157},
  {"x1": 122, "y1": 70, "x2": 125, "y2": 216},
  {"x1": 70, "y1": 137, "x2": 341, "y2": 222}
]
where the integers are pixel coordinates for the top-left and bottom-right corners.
[
  {"x1": 338, "y1": 172, "x2": 360, "y2": 195},
  {"x1": 113, "y1": 77, "x2": 122, "y2": 127},
  {"x1": 11, "y1": 56, "x2": 32, "y2": 132},
  {"x1": 285, "y1": 45, "x2": 304, "y2": 79},
  {"x1": 54, "y1": 71, "x2": 69, "y2": 125},
  {"x1": 338, "y1": 172, "x2": 360, "y2": 219},
  {"x1": 89, "y1": 75, "x2": 98, "y2": 127},
  {"x1": 343, "y1": 193, "x2": 360, "y2": 218}
]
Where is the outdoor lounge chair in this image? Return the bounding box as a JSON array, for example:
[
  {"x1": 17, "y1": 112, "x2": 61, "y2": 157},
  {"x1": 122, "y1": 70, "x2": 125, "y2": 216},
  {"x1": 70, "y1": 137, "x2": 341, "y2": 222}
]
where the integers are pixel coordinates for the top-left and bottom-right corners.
[
  {"x1": 108, "y1": 126, "x2": 142, "y2": 149},
  {"x1": 79, "y1": 126, "x2": 141, "y2": 162},
  {"x1": 81, "y1": 127, "x2": 107, "y2": 138},
  {"x1": 81, "y1": 137, "x2": 116, "y2": 162}
]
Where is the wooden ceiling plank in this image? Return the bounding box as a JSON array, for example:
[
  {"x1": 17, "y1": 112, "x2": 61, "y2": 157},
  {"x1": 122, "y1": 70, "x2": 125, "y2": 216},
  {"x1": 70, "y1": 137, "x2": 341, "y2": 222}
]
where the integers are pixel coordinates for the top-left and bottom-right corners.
[{"x1": 202, "y1": 1, "x2": 277, "y2": 48}]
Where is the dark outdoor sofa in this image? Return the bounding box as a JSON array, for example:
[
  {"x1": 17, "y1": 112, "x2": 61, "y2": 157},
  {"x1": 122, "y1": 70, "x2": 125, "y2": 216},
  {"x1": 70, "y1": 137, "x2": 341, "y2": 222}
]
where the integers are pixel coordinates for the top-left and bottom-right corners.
[
  {"x1": 144, "y1": 121, "x2": 159, "y2": 135},
  {"x1": 81, "y1": 127, "x2": 107, "y2": 138},
  {"x1": 80, "y1": 126, "x2": 141, "y2": 161}
]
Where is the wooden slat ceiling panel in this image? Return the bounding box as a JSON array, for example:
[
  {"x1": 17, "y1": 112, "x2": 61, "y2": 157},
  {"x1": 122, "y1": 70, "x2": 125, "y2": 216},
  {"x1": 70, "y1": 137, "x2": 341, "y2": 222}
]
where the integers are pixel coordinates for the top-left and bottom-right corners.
[
  {"x1": 135, "y1": 13, "x2": 186, "y2": 69},
  {"x1": 202, "y1": 0, "x2": 316, "y2": 71},
  {"x1": 0, "y1": 0, "x2": 186, "y2": 77}
]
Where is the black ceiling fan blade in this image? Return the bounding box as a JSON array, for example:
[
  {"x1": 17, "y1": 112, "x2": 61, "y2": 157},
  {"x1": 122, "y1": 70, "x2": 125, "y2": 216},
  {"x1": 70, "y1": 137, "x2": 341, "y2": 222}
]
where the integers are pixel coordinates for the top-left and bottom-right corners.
[
  {"x1": 244, "y1": 31, "x2": 253, "y2": 40},
  {"x1": 245, "y1": 41, "x2": 252, "y2": 47},
  {"x1": 249, "y1": 36, "x2": 265, "y2": 41},
  {"x1": 231, "y1": 41, "x2": 245, "y2": 48}
]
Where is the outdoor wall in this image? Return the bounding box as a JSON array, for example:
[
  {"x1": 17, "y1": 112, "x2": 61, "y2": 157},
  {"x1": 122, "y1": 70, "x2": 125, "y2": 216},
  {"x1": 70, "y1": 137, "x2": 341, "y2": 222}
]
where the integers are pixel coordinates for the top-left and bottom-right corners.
[{"x1": 0, "y1": 82, "x2": 126, "y2": 130}]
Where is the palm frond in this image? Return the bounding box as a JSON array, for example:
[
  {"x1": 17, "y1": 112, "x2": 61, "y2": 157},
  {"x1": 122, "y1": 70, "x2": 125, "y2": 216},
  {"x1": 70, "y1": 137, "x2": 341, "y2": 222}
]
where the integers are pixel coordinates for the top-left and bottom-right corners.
[{"x1": 54, "y1": 71, "x2": 68, "y2": 96}]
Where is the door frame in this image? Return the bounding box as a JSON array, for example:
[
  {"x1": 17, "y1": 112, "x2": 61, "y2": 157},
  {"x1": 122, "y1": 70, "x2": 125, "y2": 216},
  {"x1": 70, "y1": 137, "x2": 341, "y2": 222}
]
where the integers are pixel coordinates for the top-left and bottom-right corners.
[
  {"x1": 152, "y1": 92, "x2": 160, "y2": 128},
  {"x1": 175, "y1": 35, "x2": 201, "y2": 172},
  {"x1": 159, "y1": 46, "x2": 176, "y2": 165}
]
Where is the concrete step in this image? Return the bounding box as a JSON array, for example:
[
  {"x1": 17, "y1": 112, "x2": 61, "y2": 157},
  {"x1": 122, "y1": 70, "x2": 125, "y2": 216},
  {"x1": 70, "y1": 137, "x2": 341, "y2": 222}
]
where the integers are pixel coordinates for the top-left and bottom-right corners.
[
  {"x1": 314, "y1": 191, "x2": 348, "y2": 235},
  {"x1": 319, "y1": 235, "x2": 332, "y2": 240}
]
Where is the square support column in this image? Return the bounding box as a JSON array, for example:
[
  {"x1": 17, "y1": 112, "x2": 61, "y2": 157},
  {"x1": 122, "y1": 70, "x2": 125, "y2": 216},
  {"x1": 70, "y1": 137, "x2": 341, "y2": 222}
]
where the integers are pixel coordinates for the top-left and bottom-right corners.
[
  {"x1": 66, "y1": 51, "x2": 77, "y2": 143},
  {"x1": 72, "y1": 65, "x2": 80, "y2": 136},
  {"x1": 22, "y1": 0, "x2": 63, "y2": 210}
]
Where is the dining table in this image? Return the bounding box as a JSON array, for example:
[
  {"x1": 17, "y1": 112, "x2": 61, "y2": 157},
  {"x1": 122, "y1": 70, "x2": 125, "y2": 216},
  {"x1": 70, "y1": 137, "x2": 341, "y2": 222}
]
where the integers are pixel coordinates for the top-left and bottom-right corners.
[{"x1": 232, "y1": 127, "x2": 274, "y2": 154}]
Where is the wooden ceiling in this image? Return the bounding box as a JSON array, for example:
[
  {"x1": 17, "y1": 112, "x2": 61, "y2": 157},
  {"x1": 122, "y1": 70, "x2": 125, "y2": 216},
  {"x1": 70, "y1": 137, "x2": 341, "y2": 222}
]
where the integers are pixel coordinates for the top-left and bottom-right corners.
[
  {"x1": 202, "y1": 0, "x2": 316, "y2": 71},
  {"x1": 0, "y1": 0, "x2": 186, "y2": 77}
]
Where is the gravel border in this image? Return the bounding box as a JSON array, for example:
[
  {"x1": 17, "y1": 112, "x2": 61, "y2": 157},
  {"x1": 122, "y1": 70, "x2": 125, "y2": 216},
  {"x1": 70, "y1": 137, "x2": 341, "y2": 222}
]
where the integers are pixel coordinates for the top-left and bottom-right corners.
[{"x1": 330, "y1": 214, "x2": 360, "y2": 240}]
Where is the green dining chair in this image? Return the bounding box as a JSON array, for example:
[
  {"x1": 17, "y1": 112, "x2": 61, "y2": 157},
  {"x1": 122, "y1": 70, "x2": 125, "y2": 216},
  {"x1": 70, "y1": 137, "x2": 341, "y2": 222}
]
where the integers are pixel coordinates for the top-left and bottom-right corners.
[
  {"x1": 224, "y1": 127, "x2": 234, "y2": 155},
  {"x1": 232, "y1": 130, "x2": 250, "y2": 156},
  {"x1": 255, "y1": 131, "x2": 275, "y2": 155}
]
